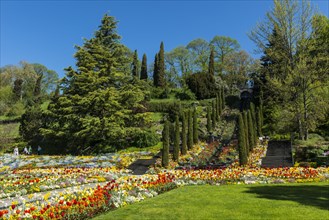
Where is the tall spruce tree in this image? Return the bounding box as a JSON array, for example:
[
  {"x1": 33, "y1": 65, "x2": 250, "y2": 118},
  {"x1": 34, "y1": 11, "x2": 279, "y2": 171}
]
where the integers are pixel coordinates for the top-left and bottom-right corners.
[
  {"x1": 218, "y1": 90, "x2": 222, "y2": 116},
  {"x1": 208, "y1": 48, "x2": 215, "y2": 76},
  {"x1": 238, "y1": 113, "x2": 247, "y2": 165},
  {"x1": 193, "y1": 107, "x2": 198, "y2": 144},
  {"x1": 162, "y1": 118, "x2": 169, "y2": 167},
  {"x1": 181, "y1": 112, "x2": 187, "y2": 155},
  {"x1": 187, "y1": 110, "x2": 193, "y2": 150},
  {"x1": 173, "y1": 115, "x2": 180, "y2": 161},
  {"x1": 41, "y1": 14, "x2": 151, "y2": 153},
  {"x1": 207, "y1": 106, "x2": 212, "y2": 133},
  {"x1": 215, "y1": 95, "x2": 219, "y2": 121},
  {"x1": 140, "y1": 53, "x2": 148, "y2": 80},
  {"x1": 132, "y1": 50, "x2": 139, "y2": 78}
]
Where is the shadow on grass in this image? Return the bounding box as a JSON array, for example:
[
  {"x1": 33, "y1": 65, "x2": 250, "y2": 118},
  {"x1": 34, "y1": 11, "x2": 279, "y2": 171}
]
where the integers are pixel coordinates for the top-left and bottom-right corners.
[{"x1": 245, "y1": 184, "x2": 329, "y2": 211}]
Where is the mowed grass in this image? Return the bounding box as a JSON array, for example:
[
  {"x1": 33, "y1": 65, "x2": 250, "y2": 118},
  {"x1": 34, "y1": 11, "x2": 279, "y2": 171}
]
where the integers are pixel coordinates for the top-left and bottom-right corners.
[{"x1": 94, "y1": 182, "x2": 329, "y2": 220}]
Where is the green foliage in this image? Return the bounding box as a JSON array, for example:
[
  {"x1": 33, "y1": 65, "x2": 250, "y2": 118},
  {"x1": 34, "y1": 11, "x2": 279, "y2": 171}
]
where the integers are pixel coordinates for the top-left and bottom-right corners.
[
  {"x1": 211, "y1": 100, "x2": 216, "y2": 129},
  {"x1": 256, "y1": 107, "x2": 263, "y2": 137},
  {"x1": 193, "y1": 107, "x2": 198, "y2": 144},
  {"x1": 187, "y1": 110, "x2": 193, "y2": 150},
  {"x1": 181, "y1": 112, "x2": 187, "y2": 155},
  {"x1": 162, "y1": 119, "x2": 169, "y2": 167},
  {"x1": 243, "y1": 111, "x2": 249, "y2": 153},
  {"x1": 129, "y1": 128, "x2": 160, "y2": 148},
  {"x1": 247, "y1": 110, "x2": 255, "y2": 151},
  {"x1": 13, "y1": 79, "x2": 23, "y2": 102},
  {"x1": 185, "y1": 72, "x2": 217, "y2": 100},
  {"x1": 132, "y1": 50, "x2": 139, "y2": 78},
  {"x1": 238, "y1": 113, "x2": 247, "y2": 165},
  {"x1": 206, "y1": 106, "x2": 212, "y2": 133},
  {"x1": 173, "y1": 115, "x2": 180, "y2": 161},
  {"x1": 208, "y1": 48, "x2": 215, "y2": 75},
  {"x1": 37, "y1": 14, "x2": 151, "y2": 153},
  {"x1": 140, "y1": 53, "x2": 148, "y2": 80},
  {"x1": 172, "y1": 87, "x2": 196, "y2": 100},
  {"x1": 19, "y1": 105, "x2": 44, "y2": 146}
]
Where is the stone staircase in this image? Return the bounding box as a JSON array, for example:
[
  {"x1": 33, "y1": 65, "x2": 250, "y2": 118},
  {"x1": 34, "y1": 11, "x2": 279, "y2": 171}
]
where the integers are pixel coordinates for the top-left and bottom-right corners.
[{"x1": 261, "y1": 140, "x2": 293, "y2": 168}]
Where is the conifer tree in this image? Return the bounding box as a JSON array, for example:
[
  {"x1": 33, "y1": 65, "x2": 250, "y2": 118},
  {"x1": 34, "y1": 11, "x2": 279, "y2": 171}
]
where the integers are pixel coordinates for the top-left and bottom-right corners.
[
  {"x1": 193, "y1": 107, "x2": 198, "y2": 144},
  {"x1": 215, "y1": 95, "x2": 219, "y2": 121},
  {"x1": 162, "y1": 118, "x2": 169, "y2": 167},
  {"x1": 173, "y1": 115, "x2": 180, "y2": 161},
  {"x1": 247, "y1": 110, "x2": 255, "y2": 151},
  {"x1": 221, "y1": 87, "x2": 225, "y2": 110},
  {"x1": 250, "y1": 103, "x2": 257, "y2": 137},
  {"x1": 140, "y1": 53, "x2": 148, "y2": 80},
  {"x1": 157, "y1": 42, "x2": 166, "y2": 87},
  {"x1": 153, "y1": 53, "x2": 159, "y2": 86},
  {"x1": 181, "y1": 112, "x2": 187, "y2": 155},
  {"x1": 256, "y1": 107, "x2": 262, "y2": 137},
  {"x1": 132, "y1": 50, "x2": 139, "y2": 78},
  {"x1": 208, "y1": 48, "x2": 215, "y2": 76},
  {"x1": 238, "y1": 113, "x2": 247, "y2": 165},
  {"x1": 243, "y1": 111, "x2": 249, "y2": 154},
  {"x1": 207, "y1": 106, "x2": 212, "y2": 133},
  {"x1": 212, "y1": 100, "x2": 216, "y2": 129},
  {"x1": 218, "y1": 90, "x2": 222, "y2": 116},
  {"x1": 41, "y1": 14, "x2": 150, "y2": 153},
  {"x1": 187, "y1": 110, "x2": 193, "y2": 150}
]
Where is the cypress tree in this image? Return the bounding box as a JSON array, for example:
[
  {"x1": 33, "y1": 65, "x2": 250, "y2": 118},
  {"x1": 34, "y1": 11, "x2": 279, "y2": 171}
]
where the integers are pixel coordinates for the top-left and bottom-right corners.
[
  {"x1": 187, "y1": 110, "x2": 193, "y2": 150},
  {"x1": 173, "y1": 115, "x2": 180, "y2": 161},
  {"x1": 259, "y1": 89, "x2": 264, "y2": 128},
  {"x1": 243, "y1": 111, "x2": 249, "y2": 154},
  {"x1": 181, "y1": 112, "x2": 187, "y2": 155},
  {"x1": 238, "y1": 113, "x2": 248, "y2": 165},
  {"x1": 208, "y1": 48, "x2": 215, "y2": 76},
  {"x1": 218, "y1": 90, "x2": 222, "y2": 116},
  {"x1": 250, "y1": 103, "x2": 257, "y2": 137},
  {"x1": 140, "y1": 53, "x2": 148, "y2": 80},
  {"x1": 212, "y1": 100, "x2": 216, "y2": 129},
  {"x1": 153, "y1": 53, "x2": 159, "y2": 86},
  {"x1": 207, "y1": 106, "x2": 212, "y2": 133},
  {"x1": 158, "y1": 41, "x2": 166, "y2": 87},
  {"x1": 193, "y1": 107, "x2": 198, "y2": 144},
  {"x1": 256, "y1": 107, "x2": 262, "y2": 137},
  {"x1": 132, "y1": 50, "x2": 139, "y2": 78},
  {"x1": 247, "y1": 110, "x2": 255, "y2": 151},
  {"x1": 221, "y1": 87, "x2": 225, "y2": 110},
  {"x1": 215, "y1": 95, "x2": 219, "y2": 121},
  {"x1": 162, "y1": 118, "x2": 169, "y2": 167},
  {"x1": 13, "y1": 78, "x2": 23, "y2": 101}
]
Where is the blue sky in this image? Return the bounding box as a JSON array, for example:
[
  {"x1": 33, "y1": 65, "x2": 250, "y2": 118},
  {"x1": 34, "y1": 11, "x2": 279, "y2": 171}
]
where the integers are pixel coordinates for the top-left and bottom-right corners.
[{"x1": 1, "y1": 0, "x2": 328, "y2": 78}]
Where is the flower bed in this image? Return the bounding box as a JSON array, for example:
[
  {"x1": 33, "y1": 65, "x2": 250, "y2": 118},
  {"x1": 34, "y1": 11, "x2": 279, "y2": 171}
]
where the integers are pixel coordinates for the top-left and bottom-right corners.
[{"x1": 1, "y1": 140, "x2": 328, "y2": 220}]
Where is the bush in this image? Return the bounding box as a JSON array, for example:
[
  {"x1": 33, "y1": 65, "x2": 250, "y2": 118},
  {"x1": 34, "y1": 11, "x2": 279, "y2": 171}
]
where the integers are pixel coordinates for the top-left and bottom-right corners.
[
  {"x1": 129, "y1": 129, "x2": 160, "y2": 148},
  {"x1": 185, "y1": 72, "x2": 217, "y2": 100},
  {"x1": 172, "y1": 88, "x2": 196, "y2": 100},
  {"x1": 150, "y1": 87, "x2": 170, "y2": 99}
]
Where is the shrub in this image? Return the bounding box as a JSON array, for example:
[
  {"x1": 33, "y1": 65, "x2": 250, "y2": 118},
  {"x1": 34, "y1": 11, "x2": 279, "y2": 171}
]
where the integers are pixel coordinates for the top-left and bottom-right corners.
[
  {"x1": 185, "y1": 72, "x2": 217, "y2": 100},
  {"x1": 173, "y1": 88, "x2": 196, "y2": 100},
  {"x1": 129, "y1": 129, "x2": 160, "y2": 148}
]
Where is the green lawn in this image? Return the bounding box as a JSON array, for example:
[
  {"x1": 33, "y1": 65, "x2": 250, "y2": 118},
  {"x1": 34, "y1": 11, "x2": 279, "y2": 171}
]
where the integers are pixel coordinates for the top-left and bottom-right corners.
[{"x1": 94, "y1": 182, "x2": 329, "y2": 220}]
